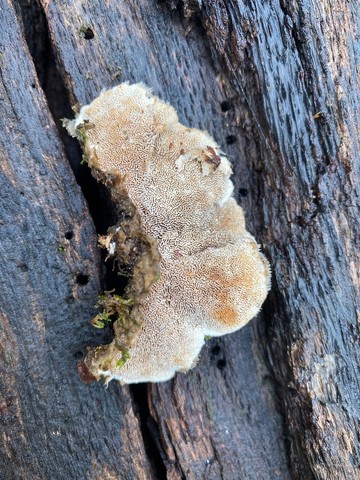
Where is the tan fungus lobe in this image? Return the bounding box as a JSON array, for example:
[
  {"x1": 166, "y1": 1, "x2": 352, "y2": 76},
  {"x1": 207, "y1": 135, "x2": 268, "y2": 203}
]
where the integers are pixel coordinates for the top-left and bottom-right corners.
[{"x1": 67, "y1": 83, "x2": 271, "y2": 384}]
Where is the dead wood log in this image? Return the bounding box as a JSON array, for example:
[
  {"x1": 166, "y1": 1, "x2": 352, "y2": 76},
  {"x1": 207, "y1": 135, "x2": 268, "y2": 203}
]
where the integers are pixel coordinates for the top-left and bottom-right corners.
[{"x1": 0, "y1": 0, "x2": 358, "y2": 479}]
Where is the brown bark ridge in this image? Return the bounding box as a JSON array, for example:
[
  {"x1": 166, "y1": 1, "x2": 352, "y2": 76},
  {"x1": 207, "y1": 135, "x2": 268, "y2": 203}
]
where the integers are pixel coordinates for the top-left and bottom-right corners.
[{"x1": 0, "y1": 0, "x2": 358, "y2": 479}]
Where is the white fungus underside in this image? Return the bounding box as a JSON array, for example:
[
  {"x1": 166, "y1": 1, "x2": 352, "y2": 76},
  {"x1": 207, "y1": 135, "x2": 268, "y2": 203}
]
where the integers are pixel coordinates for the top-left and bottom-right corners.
[{"x1": 69, "y1": 83, "x2": 271, "y2": 384}]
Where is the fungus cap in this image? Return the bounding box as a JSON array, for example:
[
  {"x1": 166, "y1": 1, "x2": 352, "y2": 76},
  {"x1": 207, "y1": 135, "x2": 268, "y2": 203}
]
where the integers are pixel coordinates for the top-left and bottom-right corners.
[{"x1": 67, "y1": 83, "x2": 271, "y2": 384}]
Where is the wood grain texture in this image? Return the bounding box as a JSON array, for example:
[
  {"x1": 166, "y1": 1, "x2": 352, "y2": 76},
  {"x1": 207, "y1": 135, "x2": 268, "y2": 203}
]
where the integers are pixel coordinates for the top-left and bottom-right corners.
[
  {"x1": 0, "y1": 2, "x2": 153, "y2": 479},
  {"x1": 176, "y1": 1, "x2": 360, "y2": 479},
  {"x1": 1, "y1": 0, "x2": 358, "y2": 479},
  {"x1": 37, "y1": 0, "x2": 290, "y2": 478}
]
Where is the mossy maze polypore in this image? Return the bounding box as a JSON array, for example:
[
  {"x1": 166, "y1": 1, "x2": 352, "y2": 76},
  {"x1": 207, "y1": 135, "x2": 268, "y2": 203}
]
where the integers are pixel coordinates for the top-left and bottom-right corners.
[{"x1": 67, "y1": 83, "x2": 271, "y2": 384}]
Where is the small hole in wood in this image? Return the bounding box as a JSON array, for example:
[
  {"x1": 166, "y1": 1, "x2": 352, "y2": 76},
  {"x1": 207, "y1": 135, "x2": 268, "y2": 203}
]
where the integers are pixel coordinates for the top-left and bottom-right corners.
[
  {"x1": 220, "y1": 100, "x2": 232, "y2": 112},
  {"x1": 217, "y1": 359, "x2": 227, "y2": 370},
  {"x1": 74, "y1": 350, "x2": 84, "y2": 360},
  {"x1": 226, "y1": 135, "x2": 237, "y2": 145},
  {"x1": 65, "y1": 231, "x2": 74, "y2": 240},
  {"x1": 81, "y1": 26, "x2": 95, "y2": 40},
  {"x1": 17, "y1": 263, "x2": 29, "y2": 272},
  {"x1": 76, "y1": 273, "x2": 89, "y2": 285},
  {"x1": 211, "y1": 345, "x2": 221, "y2": 356}
]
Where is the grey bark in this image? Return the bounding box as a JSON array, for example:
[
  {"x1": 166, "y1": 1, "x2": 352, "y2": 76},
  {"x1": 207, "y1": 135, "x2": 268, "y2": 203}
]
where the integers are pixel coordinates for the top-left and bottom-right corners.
[{"x1": 0, "y1": 1, "x2": 359, "y2": 479}]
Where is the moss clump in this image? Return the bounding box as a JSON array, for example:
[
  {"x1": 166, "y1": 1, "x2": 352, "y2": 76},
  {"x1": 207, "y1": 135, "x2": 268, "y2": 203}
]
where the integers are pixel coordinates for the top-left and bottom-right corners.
[
  {"x1": 62, "y1": 118, "x2": 94, "y2": 166},
  {"x1": 94, "y1": 173, "x2": 160, "y2": 347},
  {"x1": 91, "y1": 291, "x2": 134, "y2": 331},
  {"x1": 76, "y1": 123, "x2": 91, "y2": 146},
  {"x1": 80, "y1": 173, "x2": 161, "y2": 377},
  {"x1": 116, "y1": 350, "x2": 131, "y2": 369}
]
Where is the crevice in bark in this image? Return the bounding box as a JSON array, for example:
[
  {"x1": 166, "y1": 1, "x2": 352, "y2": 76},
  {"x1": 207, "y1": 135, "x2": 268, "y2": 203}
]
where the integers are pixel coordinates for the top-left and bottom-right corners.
[
  {"x1": 16, "y1": 0, "x2": 114, "y2": 235},
  {"x1": 17, "y1": 1, "x2": 168, "y2": 476},
  {"x1": 130, "y1": 384, "x2": 168, "y2": 480},
  {"x1": 261, "y1": 293, "x2": 298, "y2": 479},
  {"x1": 16, "y1": 0, "x2": 119, "y2": 357}
]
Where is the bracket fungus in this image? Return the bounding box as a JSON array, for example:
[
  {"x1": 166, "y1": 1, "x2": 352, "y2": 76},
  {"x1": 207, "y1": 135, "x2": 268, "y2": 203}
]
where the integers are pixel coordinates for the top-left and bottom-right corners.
[{"x1": 66, "y1": 83, "x2": 270, "y2": 384}]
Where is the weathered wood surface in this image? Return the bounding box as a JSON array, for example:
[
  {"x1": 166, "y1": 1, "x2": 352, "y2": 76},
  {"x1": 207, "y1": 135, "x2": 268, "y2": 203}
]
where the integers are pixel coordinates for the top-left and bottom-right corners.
[
  {"x1": 0, "y1": 0, "x2": 359, "y2": 479},
  {"x1": 0, "y1": 2, "x2": 154, "y2": 479}
]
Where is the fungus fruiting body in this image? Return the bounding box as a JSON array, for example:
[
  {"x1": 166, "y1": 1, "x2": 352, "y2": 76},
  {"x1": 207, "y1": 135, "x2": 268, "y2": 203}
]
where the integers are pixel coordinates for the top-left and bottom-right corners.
[{"x1": 66, "y1": 83, "x2": 270, "y2": 384}]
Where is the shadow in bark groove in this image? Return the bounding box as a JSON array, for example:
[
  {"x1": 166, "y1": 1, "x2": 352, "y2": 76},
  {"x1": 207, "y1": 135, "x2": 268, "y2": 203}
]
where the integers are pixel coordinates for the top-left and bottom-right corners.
[
  {"x1": 131, "y1": 384, "x2": 168, "y2": 480},
  {"x1": 17, "y1": 0, "x2": 116, "y2": 235}
]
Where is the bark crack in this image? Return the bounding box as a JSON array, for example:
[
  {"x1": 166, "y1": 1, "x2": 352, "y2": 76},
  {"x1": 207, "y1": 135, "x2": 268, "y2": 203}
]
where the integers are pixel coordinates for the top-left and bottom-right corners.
[
  {"x1": 131, "y1": 384, "x2": 168, "y2": 480},
  {"x1": 16, "y1": 1, "x2": 169, "y2": 477}
]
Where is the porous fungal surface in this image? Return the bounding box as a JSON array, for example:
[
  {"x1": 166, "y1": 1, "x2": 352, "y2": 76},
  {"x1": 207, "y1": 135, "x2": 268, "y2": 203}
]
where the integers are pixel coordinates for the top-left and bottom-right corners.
[{"x1": 67, "y1": 83, "x2": 271, "y2": 384}]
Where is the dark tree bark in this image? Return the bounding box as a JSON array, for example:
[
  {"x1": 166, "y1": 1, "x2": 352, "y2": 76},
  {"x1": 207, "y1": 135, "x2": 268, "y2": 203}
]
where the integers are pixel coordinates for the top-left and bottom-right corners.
[{"x1": 0, "y1": 1, "x2": 358, "y2": 479}]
